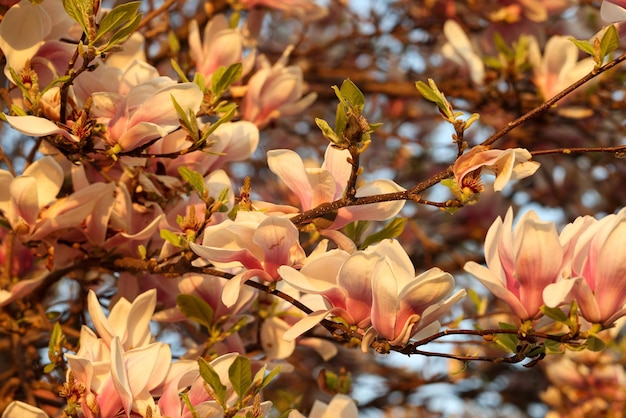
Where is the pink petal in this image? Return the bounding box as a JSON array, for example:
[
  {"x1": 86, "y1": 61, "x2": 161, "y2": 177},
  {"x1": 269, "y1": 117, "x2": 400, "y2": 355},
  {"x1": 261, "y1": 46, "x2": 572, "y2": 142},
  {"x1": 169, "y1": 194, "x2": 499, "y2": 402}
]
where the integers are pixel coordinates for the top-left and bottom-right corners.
[
  {"x1": 4, "y1": 114, "x2": 79, "y2": 142},
  {"x1": 601, "y1": 0, "x2": 626, "y2": 22},
  {"x1": 267, "y1": 149, "x2": 313, "y2": 210},
  {"x1": 282, "y1": 310, "x2": 330, "y2": 342},
  {"x1": 261, "y1": 317, "x2": 296, "y2": 359},
  {"x1": 110, "y1": 337, "x2": 133, "y2": 416},
  {"x1": 254, "y1": 216, "x2": 299, "y2": 277}
]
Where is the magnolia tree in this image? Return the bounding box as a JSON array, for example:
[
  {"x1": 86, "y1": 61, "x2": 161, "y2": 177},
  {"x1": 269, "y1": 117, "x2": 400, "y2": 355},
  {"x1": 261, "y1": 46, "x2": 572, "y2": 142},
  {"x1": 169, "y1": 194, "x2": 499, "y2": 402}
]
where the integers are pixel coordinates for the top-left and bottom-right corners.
[{"x1": 1, "y1": 0, "x2": 626, "y2": 417}]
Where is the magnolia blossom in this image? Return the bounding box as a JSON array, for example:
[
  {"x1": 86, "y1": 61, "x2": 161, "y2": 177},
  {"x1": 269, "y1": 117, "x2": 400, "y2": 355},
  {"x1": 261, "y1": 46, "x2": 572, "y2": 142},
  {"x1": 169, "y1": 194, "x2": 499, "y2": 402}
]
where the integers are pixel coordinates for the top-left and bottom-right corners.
[
  {"x1": 0, "y1": 156, "x2": 63, "y2": 234},
  {"x1": 66, "y1": 289, "x2": 177, "y2": 417},
  {"x1": 0, "y1": 0, "x2": 74, "y2": 79},
  {"x1": 152, "y1": 274, "x2": 256, "y2": 325},
  {"x1": 190, "y1": 212, "x2": 306, "y2": 307},
  {"x1": 157, "y1": 353, "x2": 274, "y2": 418},
  {"x1": 465, "y1": 207, "x2": 563, "y2": 320},
  {"x1": 151, "y1": 121, "x2": 259, "y2": 177},
  {"x1": 453, "y1": 146, "x2": 540, "y2": 193},
  {"x1": 241, "y1": 46, "x2": 317, "y2": 128},
  {"x1": 87, "y1": 289, "x2": 156, "y2": 350},
  {"x1": 267, "y1": 145, "x2": 405, "y2": 230},
  {"x1": 364, "y1": 240, "x2": 465, "y2": 347},
  {"x1": 528, "y1": 35, "x2": 595, "y2": 101},
  {"x1": 279, "y1": 247, "x2": 374, "y2": 340},
  {"x1": 189, "y1": 14, "x2": 254, "y2": 79},
  {"x1": 544, "y1": 209, "x2": 626, "y2": 326},
  {"x1": 91, "y1": 77, "x2": 203, "y2": 151},
  {"x1": 441, "y1": 20, "x2": 485, "y2": 85}
]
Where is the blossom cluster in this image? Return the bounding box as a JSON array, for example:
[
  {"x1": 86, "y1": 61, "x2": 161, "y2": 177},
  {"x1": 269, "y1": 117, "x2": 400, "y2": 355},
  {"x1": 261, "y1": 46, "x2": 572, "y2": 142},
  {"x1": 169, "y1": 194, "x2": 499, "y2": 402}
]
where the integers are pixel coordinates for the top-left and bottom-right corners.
[
  {"x1": 465, "y1": 207, "x2": 626, "y2": 328},
  {"x1": 0, "y1": 0, "x2": 625, "y2": 416}
]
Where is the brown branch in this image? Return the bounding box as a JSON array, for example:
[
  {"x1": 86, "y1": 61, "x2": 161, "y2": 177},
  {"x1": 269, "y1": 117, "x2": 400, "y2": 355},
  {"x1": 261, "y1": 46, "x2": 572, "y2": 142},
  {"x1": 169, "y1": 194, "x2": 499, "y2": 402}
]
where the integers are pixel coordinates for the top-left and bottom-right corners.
[{"x1": 481, "y1": 51, "x2": 626, "y2": 148}]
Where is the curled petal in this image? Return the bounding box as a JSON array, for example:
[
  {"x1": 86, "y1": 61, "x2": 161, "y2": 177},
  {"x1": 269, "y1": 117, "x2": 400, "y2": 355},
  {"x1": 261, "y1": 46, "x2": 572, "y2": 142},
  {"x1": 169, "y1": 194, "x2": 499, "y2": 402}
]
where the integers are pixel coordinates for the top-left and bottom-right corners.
[{"x1": 4, "y1": 114, "x2": 79, "y2": 142}]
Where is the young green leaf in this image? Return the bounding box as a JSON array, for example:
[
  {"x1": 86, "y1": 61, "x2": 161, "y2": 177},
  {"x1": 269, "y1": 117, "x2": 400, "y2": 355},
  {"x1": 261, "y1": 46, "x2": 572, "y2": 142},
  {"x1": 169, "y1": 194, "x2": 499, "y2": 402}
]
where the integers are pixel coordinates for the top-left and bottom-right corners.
[
  {"x1": 177, "y1": 294, "x2": 215, "y2": 330},
  {"x1": 229, "y1": 355, "x2": 252, "y2": 400},
  {"x1": 568, "y1": 37, "x2": 595, "y2": 58},
  {"x1": 178, "y1": 166, "x2": 206, "y2": 197},
  {"x1": 199, "y1": 358, "x2": 228, "y2": 406},
  {"x1": 101, "y1": 14, "x2": 142, "y2": 52},
  {"x1": 160, "y1": 229, "x2": 184, "y2": 247},
  {"x1": 338, "y1": 78, "x2": 365, "y2": 112},
  {"x1": 62, "y1": 0, "x2": 91, "y2": 38},
  {"x1": 211, "y1": 63, "x2": 243, "y2": 100},
  {"x1": 171, "y1": 59, "x2": 190, "y2": 83},
  {"x1": 94, "y1": 2, "x2": 141, "y2": 43},
  {"x1": 258, "y1": 365, "x2": 281, "y2": 390},
  {"x1": 360, "y1": 218, "x2": 406, "y2": 249},
  {"x1": 599, "y1": 24, "x2": 619, "y2": 64},
  {"x1": 540, "y1": 305, "x2": 568, "y2": 323},
  {"x1": 494, "y1": 322, "x2": 519, "y2": 353},
  {"x1": 315, "y1": 118, "x2": 340, "y2": 144}
]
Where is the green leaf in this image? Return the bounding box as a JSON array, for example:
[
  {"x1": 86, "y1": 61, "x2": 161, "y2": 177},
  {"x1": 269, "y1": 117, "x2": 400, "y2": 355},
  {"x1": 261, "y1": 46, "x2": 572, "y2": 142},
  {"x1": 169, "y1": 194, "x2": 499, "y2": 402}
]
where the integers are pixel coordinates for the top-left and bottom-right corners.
[
  {"x1": 177, "y1": 294, "x2": 215, "y2": 330},
  {"x1": 94, "y1": 2, "x2": 141, "y2": 43},
  {"x1": 415, "y1": 80, "x2": 441, "y2": 103},
  {"x1": 315, "y1": 118, "x2": 340, "y2": 144},
  {"x1": 229, "y1": 356, "x2": 252, "y2": 399},
  {"x1": 160, "y1": 229, "x2": 183, "y2": 247},
  {"x1": 259, "y1": 365, "x2": 281, "y2": 390},
  {"x1": 47, "y1": 322, "x2": 65, "y2": 366},
  {"x1": 494, "y1": 322, "x2": 519, "y2": 353},
  {"x1": 100, "y1": 14, "x2": 142, "y2": 52},
  {"x1": 171, "y1": 59, "x2": 190, "y2": 83},
  {"x1": 198, "y1": 358, "x2": 227, "y2": 406},
  {"x1": 334, "y1": 102, "x2": 348, "y2": 137},
  {"x1": 360, "y1": 218, "x2": 406, "y2": 249},
  {"x1": 599, "y1": 24, "x2": 619, "y2": 63},
  {"x1": 586, "y1": 335, "x2": 606, "y2": 352},
  {"x1": 178, "y1": 166, "x2": 206, "y2": 197},
  {"x1": 540, "y1": 305, "x2": 568, "y2": 323},
  {"x1": 211, "y1": 63, "x2": 243, "y2": 100},
  {"x1": 62, "y1": 0, "x2": 91, "y2": 38},
  {"x1": 569, "y1": 37, "x2": 595, "y2": 57},
  {"x1": 201, "y1": 103, "x2": 237, "y2": 140},
  {"x1": 544, "y1": 339, "x2": 565, "y2": 355},
  {"x1": 338, "y1": 78, "x2": 365, "y2": 112}
]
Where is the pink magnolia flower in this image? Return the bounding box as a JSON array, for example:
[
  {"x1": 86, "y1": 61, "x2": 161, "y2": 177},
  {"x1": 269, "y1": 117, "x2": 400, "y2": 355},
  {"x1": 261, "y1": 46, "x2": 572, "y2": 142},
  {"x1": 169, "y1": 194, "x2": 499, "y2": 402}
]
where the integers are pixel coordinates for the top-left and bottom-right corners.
[
  {"x1": 453, "y1": 146, "x2": 540, "y2": 193},
  {"x1": 188, "y1": 14, "x2": 254, "y2": 79},
  {"x1": 87, "y1": 289, "x2": 156, "y2": 350},
  {"x1": 465, "y1": 207, "x2": 563, "y2": 320},
  {"x1": 157, "y1": 353, "x2": 274, "y2": 418},
  {"x1": 544, "y1": 209, "x2": 626, "y2": 326},
  {"x1": 528, "y1": 35, "x2": 595, "y2": 101},
  {"x1": 364, "y1": 240, "x2": 465, "y2": 347},
  {"x1": 66, "y1": 289, "x2": 176, "y2": 417},
  {"x1": 267, "y1": 145, "x2": 405, "y2": 229},
  {"x1": 151, "y1": 121, "x2": 259, "y2": 177},
  {"x1": 0, "y1": 0, "x2": 74, "y2": 79},
  {"x1": 241, "y1": 46, "x2": 317, "y2": 128},
  {"x1": 190, "y1": 212, "x2": 306, "y2": 307},
  {"x1": 152, "y1": 273, "x2": 256, "y2": 325},
  {"x1": 278, "y1": 247, "x2": 373, "y2": 340},
  {"x1": 0, "y1": 156, "x2": 63, "y2": 234},
  {"x1": 91, "y1": 77, "x2": 203, "y2": 151}
]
